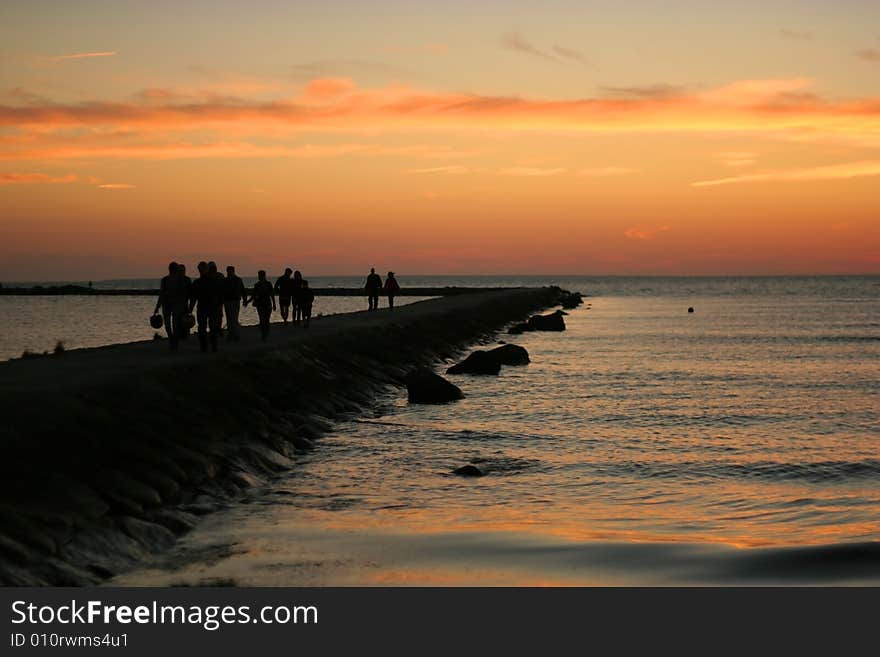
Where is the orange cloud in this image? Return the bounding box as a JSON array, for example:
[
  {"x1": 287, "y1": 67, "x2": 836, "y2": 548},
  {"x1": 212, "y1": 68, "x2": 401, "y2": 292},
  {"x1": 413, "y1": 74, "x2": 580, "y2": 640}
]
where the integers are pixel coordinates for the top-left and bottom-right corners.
[
  {"x1": 624, "y1": 225, "x2": 670, "y2": 240},
  {"x1": 691, "y1": 160, "x2": 880, "y2": 187},
  {"x1": 97, "y1": 183, "x2": 135, "y2": 189},
  {"x1": 407, "y1": 165, "x2": 470, "y2": 174},
  {"x1": 1, "y1": 77, "x2": 875, "y2": 132},
  {"x1": 0, "y1": 172, "x2": 77, "y2": 185},
  {"x1": 46, "y1": 51, "x2": 117, "y2": 62},
  {"x1": 0, "y1": 142, "x2": 349, "y2": 161},
  {"x1": 301, "y1": 77, "x2": 356, "y2": 103},
  {"x1": 1, "y1": 78, "x2": 879, "y2": 165}
]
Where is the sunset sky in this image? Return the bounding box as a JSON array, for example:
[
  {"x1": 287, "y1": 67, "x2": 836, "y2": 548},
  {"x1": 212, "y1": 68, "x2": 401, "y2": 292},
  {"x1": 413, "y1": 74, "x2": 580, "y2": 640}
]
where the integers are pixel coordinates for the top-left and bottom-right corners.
[{"x1": 2, "y1": 0, "x2": 879, "y2": 279}]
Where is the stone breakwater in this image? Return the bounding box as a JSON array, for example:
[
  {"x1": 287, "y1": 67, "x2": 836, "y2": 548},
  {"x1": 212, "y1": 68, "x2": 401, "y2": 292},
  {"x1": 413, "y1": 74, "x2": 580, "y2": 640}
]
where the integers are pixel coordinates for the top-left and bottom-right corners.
[{"x1": 0, "y1": 287, "x2": 565, "y2": 585}]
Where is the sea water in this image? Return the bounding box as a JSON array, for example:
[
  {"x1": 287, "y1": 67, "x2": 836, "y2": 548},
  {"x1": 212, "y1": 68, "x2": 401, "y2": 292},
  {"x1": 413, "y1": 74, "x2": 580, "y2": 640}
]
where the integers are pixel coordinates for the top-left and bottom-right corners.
[
  {"x1": 4, "y1": 276, "x2": 879, "y2": 584},
  {"x1": 102, "y1": 275, "x2": 880, "y2": 585}
]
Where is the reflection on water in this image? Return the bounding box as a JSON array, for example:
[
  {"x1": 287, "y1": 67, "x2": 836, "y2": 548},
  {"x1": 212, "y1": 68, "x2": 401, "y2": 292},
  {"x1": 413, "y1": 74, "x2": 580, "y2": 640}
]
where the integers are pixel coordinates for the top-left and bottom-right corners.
[{"x1": 113, "y1": 279, "x2": 880, "y2": 585}]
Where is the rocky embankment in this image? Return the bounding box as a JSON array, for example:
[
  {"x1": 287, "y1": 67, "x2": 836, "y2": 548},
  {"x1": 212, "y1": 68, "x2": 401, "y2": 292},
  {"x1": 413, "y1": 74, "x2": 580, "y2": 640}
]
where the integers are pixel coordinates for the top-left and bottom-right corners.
[{"x1": 0, "y1": 287, "x2": 565, "y2": 585}]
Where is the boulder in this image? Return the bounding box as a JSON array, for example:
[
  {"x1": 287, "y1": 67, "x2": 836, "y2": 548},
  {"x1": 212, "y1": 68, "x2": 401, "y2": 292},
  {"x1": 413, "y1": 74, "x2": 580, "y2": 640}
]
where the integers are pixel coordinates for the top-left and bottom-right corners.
[
  {"x1": 560, "y1": 291, "x2": 584, "y2": 309},
  {"x1": 527, "y1": 310, "x2": 566, "y2": 331},
  {"x1": 486, "y1": 343, "x2": 530, "y2": 365},
  {"x1": 446, "y1": 350, "x2": 501, "y2": 375},
  {"x1": 453, "y1": 464, "x2": 484, "y2": 477},
  {"x1": 508, "y1": 310, "x2": 566, "y2": 333},
  {"x1": 405, "y1": 370, "x2": 464, "y2": 404}
]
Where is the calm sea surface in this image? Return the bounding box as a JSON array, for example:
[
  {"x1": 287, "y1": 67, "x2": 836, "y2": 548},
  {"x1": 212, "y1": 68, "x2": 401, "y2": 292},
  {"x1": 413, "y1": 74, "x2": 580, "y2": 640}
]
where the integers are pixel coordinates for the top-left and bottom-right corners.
[{"x1": 4, "y1": 276, "x2": 879, "y2": 584}]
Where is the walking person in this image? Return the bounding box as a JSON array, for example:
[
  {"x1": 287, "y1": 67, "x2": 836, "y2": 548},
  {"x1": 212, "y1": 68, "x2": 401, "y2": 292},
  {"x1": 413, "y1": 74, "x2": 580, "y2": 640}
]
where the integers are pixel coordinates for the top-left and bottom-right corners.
[
  {"x1": 153, "y1": 261, "x2": 189, "y2": 349},
  {"x1": 189, "y1": 261, "x2": 223, "y2": 352},
  {"x1": 249, "y1": 270, "x2": 276, "y2": 341},
  {"x1": 383, "y1": 271, "x2": 400, "y2": 310},
  {"x1": 299, "y1": 280, "x2": 315, "y2": 327},
  {"x1": 178, "y1": 264, "x2": 192, "y2": 340},
  {"x1": 207, "y1": 261, "x2": 225, "y2": 334},
  {"x1": 364, "y1": 267, "x2": 382, "y2": 311},
  {"x1": 292, "y1": 269, "x2": 304, "y2": 324},
  {"x1": 223, "y1": 265, "x2": 247, "y2": 342},
  {"x1": 274, "y1": 268, "x2": 294, "y2": 324}
]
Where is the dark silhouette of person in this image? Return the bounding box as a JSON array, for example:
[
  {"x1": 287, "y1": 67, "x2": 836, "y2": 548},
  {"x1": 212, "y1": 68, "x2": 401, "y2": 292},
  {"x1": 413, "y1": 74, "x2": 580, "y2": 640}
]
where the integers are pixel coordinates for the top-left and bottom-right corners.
[
  {"x1": 178, "y1": 264, "x2": 192, "y2": 340},
  {"x1": 223, "y1": 265, "x2": 247, "y2": 342},
  {"x1": 365, "y1": 267, "x2": 382, "y2": 311},
  {"x1": 383, "y1": 271, "x2": 400, "y2": 310},
  {"x1": 275, "y1": 268, "x2": 294, "y2": 324},
  {"x1": 292, "y1": 269, "x2": 304, "y2": 324},
  {"x1": 208, "y1": 261, "x2": 225, "y2": 333},
  {"x1": 249, "y1": 270, "x2": 276, "y2": 340},
  {"x1": 189, "y1": 261, "x2": 223, "y2": 352},
  {"x1": 153, "y1": 261, "x2": 189, "y2": 349},
  {"x1": 299, "y1": 279, "x2": 315, "y2": 327}
]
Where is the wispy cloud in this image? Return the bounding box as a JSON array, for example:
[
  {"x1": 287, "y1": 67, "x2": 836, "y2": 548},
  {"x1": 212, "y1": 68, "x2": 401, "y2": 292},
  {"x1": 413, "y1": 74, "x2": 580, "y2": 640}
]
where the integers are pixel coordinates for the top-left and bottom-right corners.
[
  {"x1": 0, "y1": 172, "x2": 77, "y2": 185},
  {"x1": 577, "y1": 167, "x2": 639, "y2": 176},
  {"x1": 691, "y1": 160, "x2": 880, "y2": 187},
  {"x1": 496, "y1": 166, "x2": 566, "y2": 177},
  {"x1": 46, "y1": 51, "x2": 117, "y2": 62},
  {"x1": 500, "y1": 32, "x2": 556, "y2": 61},
  {"x1": 501, "y1": 33, "x2": 587, "y2": 64},
  {"x1": 290, "y1": 60, "x2": 416, "y2": 81},
  {"x1": 407, "y1": 165, "x2": 470, "y2": 175},
  {"x1": 551, "y1": 45, "x2": 589, "y2": 64},
  {"x1": 97, "y1": 183, "x2": 135, "y2": 189},
  {"x1": 407, "y1": 165, "x2": 565, "y2": 177},
  {"x1": 855, "y1": 49, "x2": 880, "y2": 62},
  {"x1": 624, "y1": 225, "x2": 670, "y2": 240},
  {"x1": 717, "y1": 151, "x2": 757, "y2": 167},
  {"x1": 600, "y1": 84, "x2": 687, "y2": 99}
]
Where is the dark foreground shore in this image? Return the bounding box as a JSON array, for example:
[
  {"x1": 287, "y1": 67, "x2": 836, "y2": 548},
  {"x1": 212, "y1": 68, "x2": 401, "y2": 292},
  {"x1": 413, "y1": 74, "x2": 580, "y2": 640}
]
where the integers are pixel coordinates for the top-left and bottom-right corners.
[{"x1": 0, "y1": 287, "x2": 564, "y2": 586}]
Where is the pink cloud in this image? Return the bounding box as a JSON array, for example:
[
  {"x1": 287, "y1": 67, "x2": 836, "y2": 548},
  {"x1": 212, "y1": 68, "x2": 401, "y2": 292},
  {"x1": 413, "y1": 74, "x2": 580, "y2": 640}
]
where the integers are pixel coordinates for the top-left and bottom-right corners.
[{"x1": 46, "y1": 51, "x2": 117, "y2": 62}]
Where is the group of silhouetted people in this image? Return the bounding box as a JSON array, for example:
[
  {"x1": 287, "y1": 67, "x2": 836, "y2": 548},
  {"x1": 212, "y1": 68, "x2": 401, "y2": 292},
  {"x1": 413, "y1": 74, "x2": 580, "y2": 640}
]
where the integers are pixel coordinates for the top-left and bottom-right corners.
[
  {"x1": 154, "y1": 261, "x2": 317, "y2": 352},
  {"x1": 365, "y1": 268, "x2": 400, "y2": 311},
  {"x1": 154, "y1": 263, "x2": 400, "y2": 352},
  {"x1": 273, "y1": 268, "x2": 315, "y2": 326}
]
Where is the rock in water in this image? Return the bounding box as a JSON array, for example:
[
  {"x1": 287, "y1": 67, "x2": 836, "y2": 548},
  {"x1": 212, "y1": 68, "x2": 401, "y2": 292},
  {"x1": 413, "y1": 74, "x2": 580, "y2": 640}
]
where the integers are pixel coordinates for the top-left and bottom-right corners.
[
  {"x1": 453, "y1": 464, "x2": 484, "y2": 477},
  {"x1": 446, "y1": 350, "x2": 502, "y2": 375},
  {"x1": 486, "y1": 343, "x2": 530, "y2": 365},
  {"x1": 560, "y1": 291, "x2": 584, "y2": 309},
  {"x1": 527, "y1": 310, "x2": 566, "y2": 331},
  {"x1": 406, "y1": 370, "x2": 464, "y2": 404}
]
